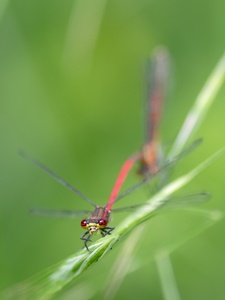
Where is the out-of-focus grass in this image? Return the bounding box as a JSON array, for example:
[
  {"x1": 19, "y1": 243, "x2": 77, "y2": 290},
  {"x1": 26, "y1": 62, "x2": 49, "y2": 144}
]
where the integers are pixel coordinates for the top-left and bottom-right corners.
[{"x1": 1, "y1": 1, "x2": 225, "y2": 300}]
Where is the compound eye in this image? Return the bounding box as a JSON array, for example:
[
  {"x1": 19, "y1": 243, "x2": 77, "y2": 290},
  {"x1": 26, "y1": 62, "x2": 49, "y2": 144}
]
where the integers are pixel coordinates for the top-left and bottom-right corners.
[
  {"x1": 98, "y1": 219, "x2": 107, "y2": 226},
  {"x1": 81, "y1": 219, "x2": 88, "y2": 228}
]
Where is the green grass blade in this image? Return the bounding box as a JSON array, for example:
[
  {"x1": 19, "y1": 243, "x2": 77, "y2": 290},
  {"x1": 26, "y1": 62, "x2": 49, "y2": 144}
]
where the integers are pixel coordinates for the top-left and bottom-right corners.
[
  {"x1": 169, "y1": 52, "x2": 225, "y2": 157},
  {"x1": 160, "y1": 210, "x2": 224, "y2": 255},
  {"x1": 102, "y1": 225, "x2": 144, "y2": 300},
  {"x1": 117, "y1": 210, "x2": 224, "y2": 277},
  {"x1": 155, "y1": 251, "x2": 181, "y2": 300},
  {"x1": 62, "y1": 0, "x2": 107, "y2": 73},
  {"x1": 0, "y1": 0, "x2": 8, "y2": 22}
]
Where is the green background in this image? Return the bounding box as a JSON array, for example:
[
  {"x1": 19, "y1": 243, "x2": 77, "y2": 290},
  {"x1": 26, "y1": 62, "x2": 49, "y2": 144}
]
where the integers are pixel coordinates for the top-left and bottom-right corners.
[{"x1": 1, "y1": 0, "x2": 225, "y2": 299}]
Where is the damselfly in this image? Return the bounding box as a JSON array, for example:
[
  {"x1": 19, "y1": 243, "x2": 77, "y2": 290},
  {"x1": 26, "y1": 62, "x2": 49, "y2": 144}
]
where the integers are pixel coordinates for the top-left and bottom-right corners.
[
  {"x1": 20, "y1": 152, "x2": 134, "y2": 251},
  {"x1": 20, "y1": 140, "x2": 204, "y2": 251},
  {"x1": 137, "y1": 47, "x2": 170, "y2": 177}
]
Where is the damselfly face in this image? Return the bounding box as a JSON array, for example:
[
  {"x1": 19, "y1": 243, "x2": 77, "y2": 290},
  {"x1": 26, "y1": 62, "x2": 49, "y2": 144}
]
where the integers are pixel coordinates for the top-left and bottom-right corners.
[
  {"x1": 81, "y1": 218, "x2": 108, "y2": 234},
  {"x1": 80, "y1": 217, "x2": 114, "y2": 251}
]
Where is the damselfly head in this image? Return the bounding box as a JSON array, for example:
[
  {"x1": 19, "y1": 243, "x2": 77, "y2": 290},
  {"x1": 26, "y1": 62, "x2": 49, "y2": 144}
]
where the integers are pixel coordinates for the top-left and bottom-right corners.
[{"x1": 81, "y1": 219, "x2": 108, "y2": 234}]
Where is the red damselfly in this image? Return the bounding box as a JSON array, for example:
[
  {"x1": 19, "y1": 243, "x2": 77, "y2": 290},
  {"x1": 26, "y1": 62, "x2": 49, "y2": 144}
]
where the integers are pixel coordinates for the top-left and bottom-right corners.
[
  {"x1": 20, "y1": 151, "x2": 134, "y2": 251},
  {"x1": 137, "y1": 47, "x2": 170, "y2": 177},
  {"x1": 20, "y1": 139, "x2": 204, "y2": 251}
]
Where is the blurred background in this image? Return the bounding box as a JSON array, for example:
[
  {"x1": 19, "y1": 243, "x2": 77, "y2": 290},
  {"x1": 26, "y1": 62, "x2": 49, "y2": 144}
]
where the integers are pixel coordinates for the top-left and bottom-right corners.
[{"x1": 0, "y1": 0, "x2": 225, "y2": 299}]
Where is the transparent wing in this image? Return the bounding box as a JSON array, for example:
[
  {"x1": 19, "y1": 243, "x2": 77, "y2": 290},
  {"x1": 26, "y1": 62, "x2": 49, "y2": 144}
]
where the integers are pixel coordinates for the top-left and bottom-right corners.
[
  {"x1": 112, "y1": 192, "x2": 210, "y2": 213},
  {"x1": 29, "y1": 208, "x2": 92, "y2": 218},
  {"x1": 19, "y1": 151, "x2": 97, "y2": 207}
]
